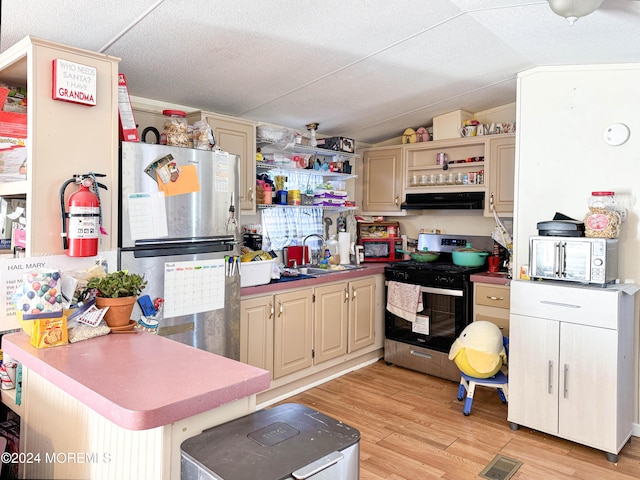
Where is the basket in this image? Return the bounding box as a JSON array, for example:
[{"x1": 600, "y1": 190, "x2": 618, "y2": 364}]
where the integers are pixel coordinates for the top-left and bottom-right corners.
[{"x1": 301, "y1": 194, "x2": 314, "y2": 205}]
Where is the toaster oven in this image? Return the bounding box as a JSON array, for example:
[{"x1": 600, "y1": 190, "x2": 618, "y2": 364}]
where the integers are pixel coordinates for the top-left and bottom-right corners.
[{"x1": 359, "y1": 237, "x2": 404, "y2": 263}]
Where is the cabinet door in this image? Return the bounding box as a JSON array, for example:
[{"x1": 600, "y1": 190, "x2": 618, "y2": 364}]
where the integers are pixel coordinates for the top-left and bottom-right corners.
[
  {"x1": 559, "y1": 322, "x2": 617, "y2": 451},
  {"x1": 273, "y1": 289, "x2": 313, "y2": 379},
  {"x1": 314, "y1": 283, "x2": 348, "y2": 364},
  {"x1": 240, "y1": 296, "x2": 274, "y2": 376},
  {"x1": 203, "y1": 114, "x2": 256, "y2": 213},
  {"x1": 486, "y1": 136, "x2": 515, "y2": 215},
  {"x1": 348, "y1": 277, "x2": 376, "y2": 352},
  {"x1": 508, "y1": 313, "x2": 560, "y2": 434},
  {"x1": 361, "y1": 148, "x2": 403, "y2": 213}
]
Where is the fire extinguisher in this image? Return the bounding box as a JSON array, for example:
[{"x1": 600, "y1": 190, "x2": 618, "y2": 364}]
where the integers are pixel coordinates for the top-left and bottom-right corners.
[{"x1": 59, "y1": 173, "x2": 107, "y2": 257}]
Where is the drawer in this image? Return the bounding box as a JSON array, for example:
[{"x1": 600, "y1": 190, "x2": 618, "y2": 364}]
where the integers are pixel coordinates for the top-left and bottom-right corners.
[
  {"x1": 510, "y1": 280, "x2": 621, "y2": 329},
  {"x1": 475, "y1": 313, "x2": 510, "y2": 336},
  {"x1": 475, "y1": 284, "x2": 510, "y2": 309}
]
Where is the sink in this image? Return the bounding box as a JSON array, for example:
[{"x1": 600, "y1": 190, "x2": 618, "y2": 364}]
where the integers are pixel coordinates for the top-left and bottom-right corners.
[{"x1": 297, "y1": 265, "x2": 365, "y2": 275}]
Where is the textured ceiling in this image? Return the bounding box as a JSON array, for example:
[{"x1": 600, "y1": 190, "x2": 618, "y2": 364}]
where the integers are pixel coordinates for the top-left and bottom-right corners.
[{"x1": 2, "y1": 0, "x2": 640, "y2": 145}]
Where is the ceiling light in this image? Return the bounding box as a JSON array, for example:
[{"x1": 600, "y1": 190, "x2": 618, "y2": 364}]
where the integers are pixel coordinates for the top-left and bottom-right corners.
[{"x1": 548, "y1": 0, "x2": 603, "y2": 25}]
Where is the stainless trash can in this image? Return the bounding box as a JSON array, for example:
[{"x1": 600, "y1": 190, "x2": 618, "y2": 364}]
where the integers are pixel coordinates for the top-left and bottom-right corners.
[{"x1": 181, "y1": 403, "x2": 360, "y2": 480}]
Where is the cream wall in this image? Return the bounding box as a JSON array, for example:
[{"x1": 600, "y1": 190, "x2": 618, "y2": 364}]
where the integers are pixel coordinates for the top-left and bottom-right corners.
[{"x1": 396, "y1": 211, "x2": 502, "y2": 241}]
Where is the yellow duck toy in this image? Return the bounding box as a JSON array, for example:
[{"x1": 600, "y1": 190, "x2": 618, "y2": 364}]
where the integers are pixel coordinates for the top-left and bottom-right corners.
[{"x1": 448, "y1": 321, "x2": 507, "y2": 378}]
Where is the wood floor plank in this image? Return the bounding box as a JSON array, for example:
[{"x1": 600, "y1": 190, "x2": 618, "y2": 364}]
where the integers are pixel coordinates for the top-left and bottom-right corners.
[{"x1": 274, "y1": 360, "x2": 639, "y2": 479}]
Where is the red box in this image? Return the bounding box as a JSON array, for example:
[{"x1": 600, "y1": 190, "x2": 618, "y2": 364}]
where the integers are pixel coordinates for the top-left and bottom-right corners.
[{"x1": 117, "y1": 74, "x2": 139, "y2": 142}]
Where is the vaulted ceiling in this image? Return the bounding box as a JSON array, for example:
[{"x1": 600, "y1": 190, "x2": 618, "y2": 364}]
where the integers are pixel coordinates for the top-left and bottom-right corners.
[{"x1": 2, "y1": 0, "x2": 640, "y2": 145}]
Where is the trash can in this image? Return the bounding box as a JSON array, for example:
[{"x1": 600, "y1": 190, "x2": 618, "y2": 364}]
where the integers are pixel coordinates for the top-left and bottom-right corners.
[{"x1": 181, "y1": 403, "x2": 360, "y2": 480}]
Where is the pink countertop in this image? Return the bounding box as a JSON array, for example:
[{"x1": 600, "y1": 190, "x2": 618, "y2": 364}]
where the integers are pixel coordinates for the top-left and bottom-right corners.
[
  {"x1": 241, "y1": 263, "x2": 386, "y2": 296},
  {"x1": 2, "y1": 331, "x2": 270, "y2": 431},
  {"x1": 470, "y1": 272, "x2": 511, "y2": 286}
]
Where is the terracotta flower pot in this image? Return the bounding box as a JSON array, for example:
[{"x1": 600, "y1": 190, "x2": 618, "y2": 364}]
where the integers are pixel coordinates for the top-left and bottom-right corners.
[{"x1": 95, "y1": 296, "x2": 137, "y2": 327}]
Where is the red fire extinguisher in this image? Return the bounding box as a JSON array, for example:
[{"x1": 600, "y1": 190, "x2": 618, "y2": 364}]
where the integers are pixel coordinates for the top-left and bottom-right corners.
[{"x1": 59, "y1": 173, "x2": 107, "y2": 257}]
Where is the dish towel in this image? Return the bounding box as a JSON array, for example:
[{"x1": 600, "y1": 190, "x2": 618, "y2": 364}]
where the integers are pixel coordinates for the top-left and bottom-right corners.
[{"x1": 386, "y1": 281, "x2": 423, "y2": 323}]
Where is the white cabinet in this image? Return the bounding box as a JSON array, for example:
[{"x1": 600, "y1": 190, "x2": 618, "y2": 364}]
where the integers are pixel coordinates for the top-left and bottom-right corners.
[
  {"x1": 508, "y1": 280, "x2": 637, "y2": 461},
  {"x1": 485, "y1": 135, "x2": 515, "y2": 215},
  {"x1": 313, "y1": 282, "x2": 349, "y2": 364},
  {"x1": 0, "y1": 36, "x2": 119, "y2": 258}
]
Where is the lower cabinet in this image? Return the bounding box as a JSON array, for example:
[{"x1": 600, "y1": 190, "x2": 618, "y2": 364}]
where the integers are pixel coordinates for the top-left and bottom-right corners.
[
  {"x1": 240, "y1": 275, "x2": 378, "y2": 382},
  {"x1": 508, "y1": 280, "x2": 637, "y2": 461},
  {"x1": 473, "y1": 282, "x2": 510, "y2": 336}
]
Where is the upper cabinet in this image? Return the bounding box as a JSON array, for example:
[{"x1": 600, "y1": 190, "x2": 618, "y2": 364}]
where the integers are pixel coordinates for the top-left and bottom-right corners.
[
  {"x1": 360, "y1": 147, "x2": 403, "y2": 214},
  {"x1": 196, "y1": 112, "x2": 257, "y2": 214},
  {"x1": 360, "y1": 134, "x2": 515, "y2": 217},
  {"x1": 0, "y1": 36, "x2": 120, "y2": 256}
]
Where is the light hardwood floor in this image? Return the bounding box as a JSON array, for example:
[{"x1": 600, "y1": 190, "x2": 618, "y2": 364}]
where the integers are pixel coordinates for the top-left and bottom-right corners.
[{"x1": 275, "y1": 360, "x2": 640, "y2": 479}]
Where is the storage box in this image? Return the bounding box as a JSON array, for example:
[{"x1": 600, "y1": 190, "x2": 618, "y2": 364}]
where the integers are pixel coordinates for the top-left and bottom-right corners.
[
  {"x1": 432, "y1": 110, "x2": 473, "y2": 140},
  {"x1": 240, "y1": 258, "x2": 275, "y2": 288},
  {"x1": 316, "y1": 136, "x2": 355, "y2": 153}
]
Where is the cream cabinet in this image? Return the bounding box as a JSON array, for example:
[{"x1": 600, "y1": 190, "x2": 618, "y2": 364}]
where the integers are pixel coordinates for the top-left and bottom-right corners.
[
  {"x1": 313, "y1": 276, "x2": 377, "y2": 364},
  {"x1": 360, "y1": 147, "x2": 403, "y2": 213},
  {"x1": 0, "y1": 36, "x2": 119, "y2": 257},
  {"x1": 485, "y1": 135, "x2": 515, "y2": 215},
  {"x1": 197, "y1": 112, "x2": 257, "y2": 213},
  {"x1": 508, "y1": 280, "x2": 637, "y2": 462},
  {"x1": 239, "y1": 296, "x2": 275, "y2": 376},
  {"x1": 313, "y1": 282, "x2": 349, "y2": 364},
  {"x1": 347, "y1": 276, "x2": 376, "y2": 352},
  {"x1": 240, "y1": 275, "x2": 380, "y2": 383},
  {"x1": 473, "y1": 282, "x2": 510, "y2": 336}
]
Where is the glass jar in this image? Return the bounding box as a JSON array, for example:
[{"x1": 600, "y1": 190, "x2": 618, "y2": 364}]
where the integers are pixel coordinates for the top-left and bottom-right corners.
[
  {"x1": 585, "y1": 191, "x2": 621, "y2": 238},
  {"x1": 160, "y1": 110, "x2": 189, "y2": 147}
]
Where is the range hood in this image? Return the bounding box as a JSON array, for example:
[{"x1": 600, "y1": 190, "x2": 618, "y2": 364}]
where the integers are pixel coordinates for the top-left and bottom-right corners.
[{"x1": 401, "y1": 192, "x2": 485, "y2": 210}]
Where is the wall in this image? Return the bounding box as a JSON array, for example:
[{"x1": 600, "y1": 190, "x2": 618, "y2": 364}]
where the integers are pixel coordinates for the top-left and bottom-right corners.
[
  {"x1": 513, "y1": 63, "x2": 640, "y2": 428},
  {"x1": 397, "y1": 211, "x2": 501, "y2": 241}
]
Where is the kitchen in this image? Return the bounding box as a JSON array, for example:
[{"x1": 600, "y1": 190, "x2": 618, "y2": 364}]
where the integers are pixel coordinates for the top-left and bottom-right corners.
[{"x1": 1, "y1": 1, "x2": 640, "y2": 479}]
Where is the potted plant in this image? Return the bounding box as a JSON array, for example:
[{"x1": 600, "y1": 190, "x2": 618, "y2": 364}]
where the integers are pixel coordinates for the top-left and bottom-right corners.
[{"x1": 87, "y1": 270, "x2": 147, "y2": 327}]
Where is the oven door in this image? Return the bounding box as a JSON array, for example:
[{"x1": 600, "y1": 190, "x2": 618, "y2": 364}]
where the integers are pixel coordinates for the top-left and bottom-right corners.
[{"x1": 385, "y1": 285, "x2": 469, "y2": 353}]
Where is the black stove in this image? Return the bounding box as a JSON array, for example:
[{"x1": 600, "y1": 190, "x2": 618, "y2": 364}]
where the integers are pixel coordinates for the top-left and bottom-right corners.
[{"x1": 385, "y1": 255, "x2": 486, "y2": 289}]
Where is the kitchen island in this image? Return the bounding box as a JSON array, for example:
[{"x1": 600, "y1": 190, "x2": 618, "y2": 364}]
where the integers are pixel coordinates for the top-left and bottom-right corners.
[{"x1": 1, "y1": 331, "x2": 270, "y2": 480}]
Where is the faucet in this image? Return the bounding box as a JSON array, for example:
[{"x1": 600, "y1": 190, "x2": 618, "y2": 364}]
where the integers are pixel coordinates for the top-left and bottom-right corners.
[{"x1": 303, "y1": 234, "x2": 325, "y2": 266}]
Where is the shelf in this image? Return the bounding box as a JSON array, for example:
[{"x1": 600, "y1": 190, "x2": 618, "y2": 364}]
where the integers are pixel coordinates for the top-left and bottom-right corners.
[
  {"x1": 257, "y1": 203, "x2": 357, "y2": 212},
  {"x1": 0, "y1": 387, "x2": 22, "y2": 416},
  {"x1": 256, "y1": 162, "x2": 357, "y2": 180},
  {"x1": 0, "y1": 180, "x2": 28, "y2": 196},
  {"x1": 405, "y1": 184, "x2": 485, "y2": 191},
  {"x1": 407, "y1": 161, "x2": 484, "y2": 172},
  {"x1": 257, "y1": 140, "x2": 357, "y2": 161}
]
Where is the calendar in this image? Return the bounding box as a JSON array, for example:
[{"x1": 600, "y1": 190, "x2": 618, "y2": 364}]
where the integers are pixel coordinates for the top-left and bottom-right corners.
[{"x1": 163, "y1": 259, "x2": 225, "y2": 318}]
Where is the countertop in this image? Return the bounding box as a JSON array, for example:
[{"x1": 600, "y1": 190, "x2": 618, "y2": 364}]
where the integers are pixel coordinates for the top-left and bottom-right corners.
[
  {"x1": 241, "y1": 263, "x2": 387, "y2": 296},
  {"x1": 470, "y1": 272, "x2": 511, "y2": 286},
  {"x1": 2, "y1": 331, "x2": 270, "y2": 431}
]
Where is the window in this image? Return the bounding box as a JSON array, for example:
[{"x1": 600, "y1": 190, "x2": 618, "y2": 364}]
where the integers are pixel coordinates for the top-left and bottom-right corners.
[{"x1": 261, "y1": 208, "x2": 323, "y2": 251}]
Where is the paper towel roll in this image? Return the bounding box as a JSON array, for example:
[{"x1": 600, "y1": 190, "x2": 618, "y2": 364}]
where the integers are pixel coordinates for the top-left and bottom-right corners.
[{"x1": 338, "y1": 232, "x2": 351, "y2": 265}]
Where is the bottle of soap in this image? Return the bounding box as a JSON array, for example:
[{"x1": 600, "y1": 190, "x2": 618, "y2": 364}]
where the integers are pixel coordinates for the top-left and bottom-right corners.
[{"x1": 327, "y1": 235, "x2": 340, "y2": 265}]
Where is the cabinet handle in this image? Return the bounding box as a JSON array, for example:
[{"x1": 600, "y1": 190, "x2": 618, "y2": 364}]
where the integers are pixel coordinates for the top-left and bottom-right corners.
[
  {"x1": 248, "y1": 187, "x2": 254, "y2": 202},
  {"x1": 540, "y1": 300, "x2": 581, "y2": 309},
  {"x1": 352, "y1": 289, "x2": 357, "y2": 301},
  {"x1": 490, "y1": 192, "x2": 494, "y2": 210},
  {"x1": 269, "y1": 301, "x2": 274, "y2": 319},
  {"x1": 395, "y1": 195, "x2": 399, "y2": 207},
  {"x1": 486, "y1": 295, "x2": 504, "y2": 301},
  {"x1": 278, "y1": 300, "x2": 283, "y2": 317},
  {"x1": 563, "y1": 364, "x2": 569, "y2": 399},
  {"x1": 548, "y1": 360, "x2": 553, "y2": 394},
  {"x1": 344, "y1": 288, "x2": 349, "y2": 303}
]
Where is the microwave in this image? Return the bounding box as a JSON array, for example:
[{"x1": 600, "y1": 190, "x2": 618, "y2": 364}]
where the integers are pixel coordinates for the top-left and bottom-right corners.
[
  {"x1": 529, "y1": 236, "x2": 618, "y2": 286},
  {"x1": 359, "y1": 237, "x2": 404, "y2": 263}
]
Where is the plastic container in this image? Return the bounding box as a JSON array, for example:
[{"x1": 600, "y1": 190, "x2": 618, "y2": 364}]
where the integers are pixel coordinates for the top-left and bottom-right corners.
[
  {"x1": 160, "y1": 109, "x2": 188, "y2": 147},
  {"x1": 240, "y1": 258, "x2": 275, "y2": 287},
  {"x1": 585, "y1": 191, "x2": 621, "y2": 238}
]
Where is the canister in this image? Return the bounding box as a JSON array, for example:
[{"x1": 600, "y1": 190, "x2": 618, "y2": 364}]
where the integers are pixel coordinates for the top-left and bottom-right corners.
[{"x1": 288, "y1": 189, "x2": 301, "y2": 205}]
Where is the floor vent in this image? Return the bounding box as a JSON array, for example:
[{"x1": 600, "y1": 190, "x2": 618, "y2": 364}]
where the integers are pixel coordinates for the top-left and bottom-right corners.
[{"x1": 479, "y1": 454, "x2": 523, "y2": 480}]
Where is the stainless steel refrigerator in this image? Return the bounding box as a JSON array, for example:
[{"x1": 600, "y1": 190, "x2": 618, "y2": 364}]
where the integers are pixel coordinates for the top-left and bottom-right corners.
[{"x1": 118, "y1": 141, "x2": 240, "y2": 359}]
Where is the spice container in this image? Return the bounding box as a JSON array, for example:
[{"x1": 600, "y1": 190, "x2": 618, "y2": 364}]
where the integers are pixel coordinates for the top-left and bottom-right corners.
[
  {"x1": 160, "y1": 110, "x2": 189, "y2": 147},
  {"x1": 584, "y1": 191, "x2": 621, "y2": 238}
]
